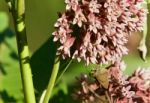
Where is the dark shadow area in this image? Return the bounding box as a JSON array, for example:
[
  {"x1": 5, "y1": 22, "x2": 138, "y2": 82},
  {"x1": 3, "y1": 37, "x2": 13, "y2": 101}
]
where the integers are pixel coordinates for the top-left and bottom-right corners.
[
  {"x1": 30, "y1": 37, "x2": 56, "y2": 97},
  {"x1": 22, "y1": 56, "x2": 30, "y2": 64},
  {"x1": 0, "y1": 91, "x2": 16, "y2": 102},
  {"x1": 49, "y1": 84, "x2": 78, "y2": 103},
  {"x1": 10, "y1": 52, "x2": 18, "y2": 60},
  {"x1": 0, "y1": 28, "x2": 14, "y2": 43},
  {"x1": 0, "y1": 28, "x2": 18, "y2": 61},
  {"x1": 30, "y1": 37, "x2": 76, "y2": 102},
  {"x1": 0, "y1": 28, "x2": 17, "y2": 75},
  {"x1": 0, "y1": 62, "x2": 6, "y2": 75}
]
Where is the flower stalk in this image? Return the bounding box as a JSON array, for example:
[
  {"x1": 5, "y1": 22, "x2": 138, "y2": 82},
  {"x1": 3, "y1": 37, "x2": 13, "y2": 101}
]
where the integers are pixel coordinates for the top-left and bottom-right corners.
[
  {"x1": 55, "y1": 59, "x2": 72, "y2": 85},
  {"x1": 43, "y1": 56, "x2": 60, "y2": 103},
  {"x1": 11, "y1": 0, "x2": 36, "y2": 103}
]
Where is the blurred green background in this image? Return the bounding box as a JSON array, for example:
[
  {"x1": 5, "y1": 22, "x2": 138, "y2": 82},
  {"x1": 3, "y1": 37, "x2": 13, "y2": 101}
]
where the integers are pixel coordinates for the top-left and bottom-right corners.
[{"x1": 0, "y1": 0, "x2": 150, "y2": 103}]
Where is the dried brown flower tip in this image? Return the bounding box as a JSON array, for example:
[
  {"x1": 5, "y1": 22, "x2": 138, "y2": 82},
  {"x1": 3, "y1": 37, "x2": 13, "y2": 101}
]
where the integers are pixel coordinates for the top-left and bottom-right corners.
[{"x1": 53, "y1": 0, "x2": 146, "y2": 65}]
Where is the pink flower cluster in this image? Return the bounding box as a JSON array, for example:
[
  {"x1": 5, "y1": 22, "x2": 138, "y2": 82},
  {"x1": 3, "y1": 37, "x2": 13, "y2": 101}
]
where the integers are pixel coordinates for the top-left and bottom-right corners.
[
  {"x1": 73, "y1": 61, "x2": 150, "y2": 103},
  {"x1": 53, "y1": 0, "x2": 146, "y2": 64},
  {"x1": 109, "y1": 62, "x2": 150, "y2": 103}
]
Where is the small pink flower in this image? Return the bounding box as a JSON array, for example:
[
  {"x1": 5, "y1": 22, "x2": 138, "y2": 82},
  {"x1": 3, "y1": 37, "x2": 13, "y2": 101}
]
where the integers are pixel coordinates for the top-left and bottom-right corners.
[
  {"x1": 138, "y1": 68, "x2": 150, "y2": 80},
  {"x1": 57, "y1": 36, "x2": 75, "y2": 58},
  {"x1": 52, "y1": 27, "x2": 72, "y2": 43},
  {"x1": 88, "y1": 13, "x2": 102, "y2": 34},
  {"x1": 129, "y1": 77, "x2": 142, "y2": 86},
  {"x1": 83, "y1": 32, "x2": 91, "y2": 47},
  {"x1": 122, "y1": 86, "x2": 135, "y2": 98},
  {"x1": 137, "y1": 82, "x2": 148, "y2": 91},
  {"x1": 54, "y1": 13, "x2": 68, "y2": 28},
  {"x1": 89, "y1": 0, "x2": 101, "y2": 13},
  {"x1": 73, "y1": 9, "x2": 87, "y2": 27},
  {"x1": 52, "y1": 28, "x2": 67, "y2": 43},
  {"x1": 65, "y1": 0, "x2": 79, "y2": 11},
  {"x1": 108, "y1": 66, "x2": 121, "y2": 79}
]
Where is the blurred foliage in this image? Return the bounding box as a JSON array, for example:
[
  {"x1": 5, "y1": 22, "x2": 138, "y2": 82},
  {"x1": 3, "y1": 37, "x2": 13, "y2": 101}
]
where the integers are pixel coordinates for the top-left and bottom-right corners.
[
  {"x1": 0, "y1": 12, "x2": 9, "y2": 33},
  {"x1": 0, "y1": 0, "x2": 23, "y2": 103},
  {"x1": 0, "y1": 27, "x2": 23, "y2": 103},
  {"x1": 0, "y1": 0, "x2": 150, "y2": 103}
]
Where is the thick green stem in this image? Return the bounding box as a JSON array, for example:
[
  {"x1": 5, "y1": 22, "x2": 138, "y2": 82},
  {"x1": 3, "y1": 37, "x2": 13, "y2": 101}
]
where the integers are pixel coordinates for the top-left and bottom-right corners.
[
  {"x1": 11, "y1": 0, "x2": 36, "y2": 103},
  {"x1": 43, "y1": 57, "x2": 60, "y2": 103}
]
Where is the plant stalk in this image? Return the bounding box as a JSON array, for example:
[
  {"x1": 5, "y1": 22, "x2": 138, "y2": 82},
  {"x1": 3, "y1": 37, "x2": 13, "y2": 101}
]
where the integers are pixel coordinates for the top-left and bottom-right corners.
[
  {"x1": 55, "y1": 59, "x2": 72, "y2": 85},
  {"x1": 11, "y1": 0, "x2": 36, "y2": 103},
  {"x1": 43, "y1": 56, "x2": 60, "y2": 103}
]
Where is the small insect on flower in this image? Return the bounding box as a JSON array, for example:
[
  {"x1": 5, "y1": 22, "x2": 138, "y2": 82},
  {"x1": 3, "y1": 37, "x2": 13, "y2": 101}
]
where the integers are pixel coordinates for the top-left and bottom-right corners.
[{"x1": 92, "y1": 68, "x2": 109, "y2": 89}]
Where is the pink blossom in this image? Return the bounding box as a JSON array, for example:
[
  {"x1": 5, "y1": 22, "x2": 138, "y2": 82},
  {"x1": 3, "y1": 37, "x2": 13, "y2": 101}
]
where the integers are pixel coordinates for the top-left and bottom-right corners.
[
  {"x1": 73, "y1": 8, "x2": 87, "y2": 27},
  {"x1": 83, "y1": 32, "x2": 91, "y2": 46},
  {"x1": 129, "y1": 76, "x2": 142, "y2": 84},
  {"x1": 52, "y1": 27, "x2": 72, "y2": 43},
  {"x1": 88, "y1": 13, "x2": 102, "y2": 34},
  {"x1": 65, "y1": 0, "x2": 78, "y2": 11},
  {"x1": 137, "y1": 82, "x2": 148, "y2": 91},
  {"x1": 57, "y1": 36, "x2": 75, "y2": 58},
  {"x1": 122, "y1": 86, "x2": 135, "y2": 98},
  {"x1": 54, "y1": 13, "x2": 68, "y2": 28},
  {"x1": 89, "y1": 0, "x2": 101, "y2": 13}
]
